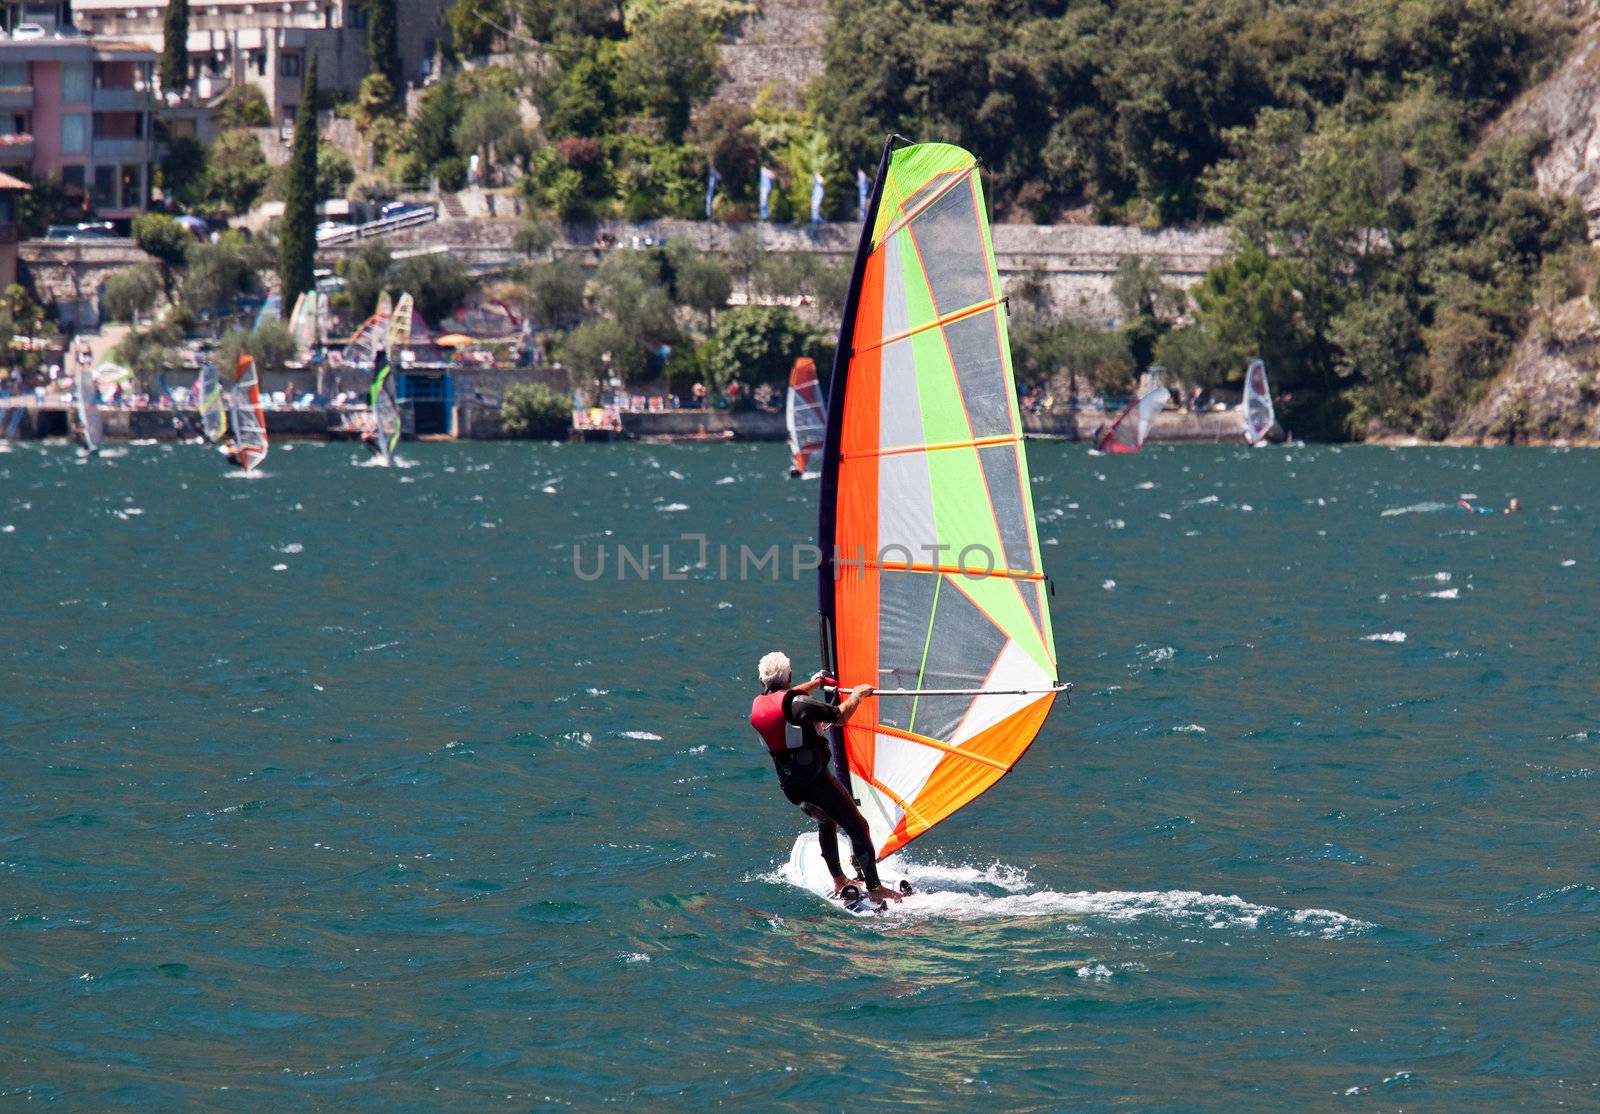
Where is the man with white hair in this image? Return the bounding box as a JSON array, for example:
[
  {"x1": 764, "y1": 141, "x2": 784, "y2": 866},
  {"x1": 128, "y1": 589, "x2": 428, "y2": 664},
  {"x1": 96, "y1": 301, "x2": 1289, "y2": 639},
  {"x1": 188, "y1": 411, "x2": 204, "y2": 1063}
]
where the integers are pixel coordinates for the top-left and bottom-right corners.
[{"x1": 750, "y1": 650, "x2": 903, "y2": 906}]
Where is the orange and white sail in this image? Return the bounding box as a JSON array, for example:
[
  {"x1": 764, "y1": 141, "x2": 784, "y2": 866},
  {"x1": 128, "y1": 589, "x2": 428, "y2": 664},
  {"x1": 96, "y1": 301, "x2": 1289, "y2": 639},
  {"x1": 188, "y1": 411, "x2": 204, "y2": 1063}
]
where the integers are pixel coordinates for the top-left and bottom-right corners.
[
  {"x1": 785, "y1": 356, "x2": 826, "y2": 475},
  {"x1": 229, "y1": 355, "x2": 268, "y2": 471},
  {"x1": 817, "y1": 140, "x2": 1065, "y2": 859}
]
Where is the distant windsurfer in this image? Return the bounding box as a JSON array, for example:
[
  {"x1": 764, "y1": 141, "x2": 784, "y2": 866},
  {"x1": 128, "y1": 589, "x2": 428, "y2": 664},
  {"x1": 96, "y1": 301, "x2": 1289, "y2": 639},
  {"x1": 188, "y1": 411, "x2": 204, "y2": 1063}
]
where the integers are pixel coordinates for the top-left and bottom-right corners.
[
  {"x1": 220, "y1": 442, "x2": 247, "y2": 469},
  {"x1": 750, "y1": 651, "x2": 902, "y2": 905}
]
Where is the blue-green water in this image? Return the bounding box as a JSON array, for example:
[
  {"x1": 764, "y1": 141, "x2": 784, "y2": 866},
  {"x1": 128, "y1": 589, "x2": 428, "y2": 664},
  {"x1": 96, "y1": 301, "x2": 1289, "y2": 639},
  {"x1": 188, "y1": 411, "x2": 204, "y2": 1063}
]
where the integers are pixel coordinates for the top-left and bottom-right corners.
[{"x1": 2, "y1": 439, "x2": 1597, "y2": 1108}]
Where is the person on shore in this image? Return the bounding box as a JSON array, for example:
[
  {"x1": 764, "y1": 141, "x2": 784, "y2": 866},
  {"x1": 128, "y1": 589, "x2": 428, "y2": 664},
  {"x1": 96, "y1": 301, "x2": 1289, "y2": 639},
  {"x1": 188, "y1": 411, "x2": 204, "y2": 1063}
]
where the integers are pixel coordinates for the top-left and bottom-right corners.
[{"x1": 749, "y1": 651, "x2": 902, "y2": 906}]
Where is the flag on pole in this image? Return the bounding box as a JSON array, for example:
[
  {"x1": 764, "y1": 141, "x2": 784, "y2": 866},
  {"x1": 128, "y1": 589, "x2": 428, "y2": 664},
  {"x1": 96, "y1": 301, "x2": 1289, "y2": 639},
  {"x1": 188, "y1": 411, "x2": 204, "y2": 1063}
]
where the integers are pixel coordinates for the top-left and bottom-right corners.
[
  {"x1": 759, "y1": 165, "x2": 775, "y2": 221},
  {"x1": 705, "y1": 167, "x2": 721, "y2": 220},
  {"x1": 810, "y1": 172, "x2": 824, "y2": 224},
  {"x1": 857, "y1": 168, "x2": 870, "y2": 220}
]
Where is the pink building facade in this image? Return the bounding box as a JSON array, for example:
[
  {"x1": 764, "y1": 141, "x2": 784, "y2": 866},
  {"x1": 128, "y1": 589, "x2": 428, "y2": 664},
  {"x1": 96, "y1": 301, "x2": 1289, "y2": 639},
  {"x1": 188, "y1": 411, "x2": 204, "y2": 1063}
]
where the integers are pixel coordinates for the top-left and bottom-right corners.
[{"x1": 0, "y1": 35, "x2": 155, "y2": 220}]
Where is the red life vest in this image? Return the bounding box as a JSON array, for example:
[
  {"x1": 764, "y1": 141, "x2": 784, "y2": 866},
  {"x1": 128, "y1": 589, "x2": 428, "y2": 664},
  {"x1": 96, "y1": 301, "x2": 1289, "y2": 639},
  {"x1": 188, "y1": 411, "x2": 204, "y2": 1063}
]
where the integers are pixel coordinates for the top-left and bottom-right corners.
[{"x1": 750, "y1": 689, "x2": 806, "y2": 755}]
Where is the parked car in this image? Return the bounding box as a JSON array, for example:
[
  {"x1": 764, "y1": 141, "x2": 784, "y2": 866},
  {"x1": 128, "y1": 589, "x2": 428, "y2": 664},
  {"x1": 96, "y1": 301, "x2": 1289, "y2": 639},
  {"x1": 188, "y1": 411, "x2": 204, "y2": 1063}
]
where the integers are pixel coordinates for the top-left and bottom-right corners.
[
  {"x1": 44, "y1": 222, "x2": 117, "y2": 241},
  {"x1": 379, "y1": 200, "x2": 432, "y2": 221}
]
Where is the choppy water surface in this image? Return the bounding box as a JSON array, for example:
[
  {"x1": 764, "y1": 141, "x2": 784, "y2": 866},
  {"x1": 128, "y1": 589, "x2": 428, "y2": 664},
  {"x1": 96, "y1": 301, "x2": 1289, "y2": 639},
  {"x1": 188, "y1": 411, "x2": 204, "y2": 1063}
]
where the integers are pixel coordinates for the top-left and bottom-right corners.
[{"x1": 2, "y1": 439, "x2": 1597, "y2": 1108}]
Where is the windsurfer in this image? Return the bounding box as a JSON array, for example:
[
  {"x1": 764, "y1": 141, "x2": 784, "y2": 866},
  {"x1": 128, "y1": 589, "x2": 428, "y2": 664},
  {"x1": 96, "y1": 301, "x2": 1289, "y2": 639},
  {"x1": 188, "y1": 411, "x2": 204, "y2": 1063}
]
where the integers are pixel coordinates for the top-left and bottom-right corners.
[{"x1": 750, "y1": 651, "x2": 902, "y2": 905}]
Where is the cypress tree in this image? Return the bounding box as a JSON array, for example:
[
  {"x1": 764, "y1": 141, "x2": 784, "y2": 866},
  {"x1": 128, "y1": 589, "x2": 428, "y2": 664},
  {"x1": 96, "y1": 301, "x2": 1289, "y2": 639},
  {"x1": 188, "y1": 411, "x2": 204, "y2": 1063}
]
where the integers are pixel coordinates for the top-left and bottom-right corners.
[
  {"x1": 278, "y1": 56, "x2": 319, "y2": 304},
  {"x1": 159, "y1": 0, "x2": 189, "y2": 96},
  {"x1": 367, "y1": 0, "x2": 403, "y2": 108}
]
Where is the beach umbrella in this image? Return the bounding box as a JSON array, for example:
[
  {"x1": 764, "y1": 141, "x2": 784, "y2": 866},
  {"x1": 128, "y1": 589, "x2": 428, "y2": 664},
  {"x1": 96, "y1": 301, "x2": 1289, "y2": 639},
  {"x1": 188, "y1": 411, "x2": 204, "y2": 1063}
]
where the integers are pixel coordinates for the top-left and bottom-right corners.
[
  {"x1": 175, "y1": 214, "x2": 208, "y2": 233},
  {"x1": 436, "y1": 334, "x2": 476, "y2": 348}
]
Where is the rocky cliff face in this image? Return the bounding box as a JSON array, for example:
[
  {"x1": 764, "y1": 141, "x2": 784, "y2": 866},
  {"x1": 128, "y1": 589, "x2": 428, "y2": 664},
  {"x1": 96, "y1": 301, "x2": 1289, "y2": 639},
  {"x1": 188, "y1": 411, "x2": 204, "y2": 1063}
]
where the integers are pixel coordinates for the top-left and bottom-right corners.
[
  {"x1": 1453, "y1": 295, "x2": 1600, "y2": 443},
  {"x1": 1483, "y1": 3, "x2": 1600, "y2": 234},
  {"x1": 1454, "y1": 2, "x2": 1600, "y2": 442}
]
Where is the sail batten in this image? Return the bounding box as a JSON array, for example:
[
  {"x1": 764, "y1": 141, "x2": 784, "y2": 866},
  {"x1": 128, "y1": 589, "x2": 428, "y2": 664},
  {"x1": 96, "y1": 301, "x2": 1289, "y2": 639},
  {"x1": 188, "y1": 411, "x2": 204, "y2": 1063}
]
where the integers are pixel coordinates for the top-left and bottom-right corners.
[{"x1": 817, "y1": 139, "x2": 1061, "y2": 859}]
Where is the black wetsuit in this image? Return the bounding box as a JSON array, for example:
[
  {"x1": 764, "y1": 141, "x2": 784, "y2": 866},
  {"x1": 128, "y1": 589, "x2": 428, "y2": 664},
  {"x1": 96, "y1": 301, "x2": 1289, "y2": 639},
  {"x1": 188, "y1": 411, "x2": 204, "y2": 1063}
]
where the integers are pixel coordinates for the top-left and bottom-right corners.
[{"x1": 771, "y1": 690, "x2": 882, "y2": 891}]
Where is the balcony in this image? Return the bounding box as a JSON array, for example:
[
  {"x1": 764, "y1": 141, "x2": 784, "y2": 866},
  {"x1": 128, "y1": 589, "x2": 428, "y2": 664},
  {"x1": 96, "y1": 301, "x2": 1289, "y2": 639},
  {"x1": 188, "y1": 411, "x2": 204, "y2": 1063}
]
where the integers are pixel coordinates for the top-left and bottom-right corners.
[
  {"x1": 91, "y1": 85, "x2": 149, "y2": 111},
  {"x1": 0, "y1": 85, "x2": 33, "y2": 110},
  {"x1": 91, "y1": 136, "x2": 148, "y2": 162},
  {"x1": 0, "y1": 133, "x2": 34, "y2": 164}
]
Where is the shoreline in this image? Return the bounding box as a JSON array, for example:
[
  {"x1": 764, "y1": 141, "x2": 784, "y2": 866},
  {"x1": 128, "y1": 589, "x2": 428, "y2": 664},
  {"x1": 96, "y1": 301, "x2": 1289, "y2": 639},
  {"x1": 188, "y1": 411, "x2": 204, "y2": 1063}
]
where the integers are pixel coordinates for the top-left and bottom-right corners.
[{"x1": 10, "y1": 401, "x2": 1592, "y2": 445}]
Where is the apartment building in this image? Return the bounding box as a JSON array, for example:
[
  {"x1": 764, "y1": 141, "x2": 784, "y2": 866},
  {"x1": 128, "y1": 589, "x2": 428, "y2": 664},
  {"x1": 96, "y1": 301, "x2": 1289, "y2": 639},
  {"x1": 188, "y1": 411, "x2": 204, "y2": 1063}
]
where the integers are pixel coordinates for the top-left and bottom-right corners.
[
  {"x1": 0, "y1": 30, "x2": 156, "y2": 217},
  {"x1": 69, "y1": 0, "x2": 446, "y2": 135}
]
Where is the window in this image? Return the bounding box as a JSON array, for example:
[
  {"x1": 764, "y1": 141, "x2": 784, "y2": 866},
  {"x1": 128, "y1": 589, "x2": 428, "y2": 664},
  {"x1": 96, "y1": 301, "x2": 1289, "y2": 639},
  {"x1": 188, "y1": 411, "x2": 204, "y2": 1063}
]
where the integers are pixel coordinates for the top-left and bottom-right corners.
[
  {"x1": 0, "y1": 62, "x2": 27, "y2": 87},
  {"x1": 60, "y1": 112, "x2": 87, "y2": 154},
  {"x1": 120, "y1": 163, "x2": 140, "y2": 209},
  {"x1": 348, "y1": 4, "x2": 365, "y2": 28},
  {"x1": 92, "y1": 164, "x2": 114, "y2": 208},
  {"x1": 62, "y1": 62, "x2": 90, "y2": 102},
  {"x1": 279, "y1": 52, "x2": 301, "y2": 78},
  {"x1": 61, "y1": 164, "x2": 85, "y2": 196}
]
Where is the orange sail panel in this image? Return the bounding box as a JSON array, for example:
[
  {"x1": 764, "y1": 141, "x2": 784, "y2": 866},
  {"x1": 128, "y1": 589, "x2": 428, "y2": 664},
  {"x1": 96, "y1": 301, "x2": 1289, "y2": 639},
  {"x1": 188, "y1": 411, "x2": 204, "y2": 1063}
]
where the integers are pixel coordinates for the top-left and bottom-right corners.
[
  {"x1": 817, "y1": 141, "x2": 1061, "y2": 859},
  {"x1": 785, "y1": 356, "x2": 827, "y2": 474},
  {"x1": 230, "y1": 355, "x2": 269, "y2": 471}
]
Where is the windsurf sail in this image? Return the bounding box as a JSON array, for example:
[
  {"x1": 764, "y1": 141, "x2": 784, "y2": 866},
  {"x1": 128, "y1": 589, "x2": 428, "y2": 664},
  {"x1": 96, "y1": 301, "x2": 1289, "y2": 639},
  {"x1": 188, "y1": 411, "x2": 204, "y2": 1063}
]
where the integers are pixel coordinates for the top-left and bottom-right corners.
[
  {"x1": 817, "y1": 138, "x2": 1065, "y2": 860},
  {"x1": 376, "y1": 290, "x2": 393, "y2": 320},
  {"x1": 1242, "y1": 358, "x2": 1274, "y2": 446},
  {"x1": 197, "y1": 361, "x2": 228, "y2": 442},
  {"x1": 288, "y1": 289, "x2": 321, "y2": 357},
  {"x1": 370, "y1": 360, "x2": 400, "y2": 464},
  {"x1": 229, "y1": 355, "x2": 268, "y2": 471},
  {"x1": 75, "y1": 366, "x2": 102, "y2": 452},
  {"x1": 254, "y1": 291, "x2": 282, "y2": 331},
  {"x1": 785, "y1": 356, "x2": 826, "y2": 475},
  {"x1": 1096, "y1": 382, "x2": 1170, "y2": 453},
  {"x1": 387, "y1": 292, "x2": 415, "y2": 354},
  {"x1": 347, "y1": 312, "x2": 389, "y2": 368}
]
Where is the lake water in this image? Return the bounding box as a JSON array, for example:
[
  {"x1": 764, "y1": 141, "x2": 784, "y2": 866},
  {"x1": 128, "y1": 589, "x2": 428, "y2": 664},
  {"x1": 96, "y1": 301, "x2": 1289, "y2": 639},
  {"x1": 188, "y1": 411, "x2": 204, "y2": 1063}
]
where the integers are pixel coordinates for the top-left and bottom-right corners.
[{"x1": 2, "y1": 439, "x2": 1597, "y2": 1108}]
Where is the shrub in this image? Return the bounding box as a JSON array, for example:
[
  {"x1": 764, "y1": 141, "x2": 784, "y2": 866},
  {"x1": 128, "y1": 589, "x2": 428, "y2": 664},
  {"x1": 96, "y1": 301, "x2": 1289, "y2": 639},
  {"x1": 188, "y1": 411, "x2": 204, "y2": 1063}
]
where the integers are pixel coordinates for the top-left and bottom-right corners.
[
  {"x1": 501, "y1": 381, "x2": 570, "y2": 438},
  {"x1": 102, "y1": 265, "x2": 164, "y2": 322}
]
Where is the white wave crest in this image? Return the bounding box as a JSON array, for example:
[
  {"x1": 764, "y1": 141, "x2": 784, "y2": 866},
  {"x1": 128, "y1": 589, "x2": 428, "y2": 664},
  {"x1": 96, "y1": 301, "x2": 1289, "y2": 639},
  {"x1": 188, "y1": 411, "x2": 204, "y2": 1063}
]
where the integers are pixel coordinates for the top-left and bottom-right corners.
[
  {"x1": 1363, "y1": 631, "x2": 1407, "y2": 642},
  {"x1": 772, "y1": 833, "x2": 1374, "y2": 938}
]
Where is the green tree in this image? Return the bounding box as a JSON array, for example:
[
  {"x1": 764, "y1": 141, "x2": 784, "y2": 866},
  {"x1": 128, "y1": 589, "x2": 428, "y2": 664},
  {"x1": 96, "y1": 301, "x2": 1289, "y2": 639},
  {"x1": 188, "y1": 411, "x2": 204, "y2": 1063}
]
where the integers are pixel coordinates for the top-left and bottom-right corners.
[
  {"x1": 524, "y1": 258, "x2": 586, "y2": 329},
  {"x1": 702, "y1": 305, "x2": 823, "y2": 389},
  {"x1": 353, "y1": 73, "x2": 402, "y2": 163},
  {"x1": 16, "y1": 174, "x2": 75, "y2": 237},
  {"x1": 110, "y1": 312, "x2": 186, "y2": 389},
  {"x1": 336, "y1": 239, "x2": 392, "y2": 315},
  {"x1": 673, "y1": 251, "x2": 731, "y2": 328},
  {"x1": 132, "y1": 213, "x2": 191, "y2": 300},
  {"x1": 452, "y1": 90, "x2": 520, "y2": 184},
  {"x1": 206, "y1": 128, "x2": 271, "y2": 213},
  {"x1": 389, "y1": 252, "x2": 477, "y2": 324},
  {"x1": 278, "y1": 56, "x2": 320, "y2": 304},
  {"x1": 101, "y1": 265, "x2": 164, "y2": 322},
  {"x1": 217, "y1": 84, "x2": 272, "y2": 128},
  {"x1": 561, "y1": 317, "x2": 647, "y2": 392},
  {"x1": 446, "y1": 0, "x2": 504, "y2": 58},
  {"x1": 157, "y1": 132, "x2": 207, "y2": 209},
  {"x1": 183, "y1": 233, "x2": 267, "y2": 318},
  {"x1": 366, "y1": 0, "x2": 403, "y2": 106},
  {"x1": 216, "y1": 320, "x2": 297, "y2": 371},
  {"x1": 160, "y1": 0, "x2": 189, "y2": 97},
  {"x1": 621, "y1": 8, "x2": 719, "y2": 141},
  {"x1": 500, "y1": 381, "x2": 570, "y2": 438}
]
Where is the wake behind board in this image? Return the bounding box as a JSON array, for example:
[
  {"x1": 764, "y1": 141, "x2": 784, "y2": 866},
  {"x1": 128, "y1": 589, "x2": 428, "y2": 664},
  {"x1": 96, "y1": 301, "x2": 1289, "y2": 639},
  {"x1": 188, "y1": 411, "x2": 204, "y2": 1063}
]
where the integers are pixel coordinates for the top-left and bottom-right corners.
[{"x1": 784, "y1": 832, "x2": 914, "y2": 916}]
